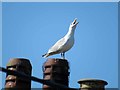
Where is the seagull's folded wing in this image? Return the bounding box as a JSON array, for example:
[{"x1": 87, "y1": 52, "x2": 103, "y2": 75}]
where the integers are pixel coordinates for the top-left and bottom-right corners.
[{"x1": 47, "y1": 37, "x2": 66, "y2": 53}]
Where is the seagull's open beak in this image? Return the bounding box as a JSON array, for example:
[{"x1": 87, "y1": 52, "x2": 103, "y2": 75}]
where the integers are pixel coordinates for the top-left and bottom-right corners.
[{"x1": 73, "y1": 18, "x2": 79, "y2": 25}]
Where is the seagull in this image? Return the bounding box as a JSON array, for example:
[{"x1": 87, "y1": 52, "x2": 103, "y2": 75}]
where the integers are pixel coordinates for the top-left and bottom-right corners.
[{"x1": 42, "y1": 18, "x2": 79, "y2": 59}]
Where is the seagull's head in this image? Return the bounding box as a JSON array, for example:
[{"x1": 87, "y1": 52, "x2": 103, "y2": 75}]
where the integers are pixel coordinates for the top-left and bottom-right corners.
[{"x1": 69, "y1": 18, "x2": 79, "y2": 30}]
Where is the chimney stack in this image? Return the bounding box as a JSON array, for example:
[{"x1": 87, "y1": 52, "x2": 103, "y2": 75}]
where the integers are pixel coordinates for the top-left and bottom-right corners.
[
  {"x1": 5, "y1": 58, "x2": 32, "y2": 90},
  {"x1": 78, "y1": 79, "x2": 108, "y2": 90},
  {"x1": 42, "y1": 58, "x2": 70, "y2": 90}
]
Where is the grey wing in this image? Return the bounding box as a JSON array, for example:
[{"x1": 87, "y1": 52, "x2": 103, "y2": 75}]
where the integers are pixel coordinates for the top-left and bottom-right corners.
[{"x1": 47, "y1": 38, "x2": 66, "y2": 53}]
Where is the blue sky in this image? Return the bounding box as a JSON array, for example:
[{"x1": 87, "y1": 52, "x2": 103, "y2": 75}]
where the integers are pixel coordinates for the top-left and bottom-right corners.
[{"x1": 1, "y1": 2, "x2": 118, "y2": 89}]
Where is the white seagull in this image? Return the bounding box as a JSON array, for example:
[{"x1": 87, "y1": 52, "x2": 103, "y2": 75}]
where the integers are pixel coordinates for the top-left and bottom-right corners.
[{"x1": 42, "y1": 18, "x2": 79, "y2": 59}]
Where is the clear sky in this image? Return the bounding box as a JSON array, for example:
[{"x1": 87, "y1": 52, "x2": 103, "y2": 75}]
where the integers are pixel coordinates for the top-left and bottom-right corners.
[{"x1": 1, "y1": 2, "x2": 118, "y2": 89}]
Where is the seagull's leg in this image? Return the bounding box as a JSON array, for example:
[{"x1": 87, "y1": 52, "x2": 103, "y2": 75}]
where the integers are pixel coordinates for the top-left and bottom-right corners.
[
  {"x1": 63, "y1": 53, "x2": 65, "y2": 59},
  {"x1": 61, "y1": 53, "x2": 63, "y2": 59},
  {"x1": 61, "y1": 53, "x2": 62, "y2": 57},
  {"x1": 61, "y1": 53, "x2": 64, "y2": 59}
]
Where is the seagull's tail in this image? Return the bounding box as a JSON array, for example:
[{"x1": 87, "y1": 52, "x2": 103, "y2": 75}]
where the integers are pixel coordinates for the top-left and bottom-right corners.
[{"x1": 42, "y1": 53, "x2": 50, "y2": 58}]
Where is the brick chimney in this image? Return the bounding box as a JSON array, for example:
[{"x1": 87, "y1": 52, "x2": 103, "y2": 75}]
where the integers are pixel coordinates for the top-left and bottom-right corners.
[
  {"x1": 42, "y1": 58, "x2": 70, "y2": 90},
  {"x1": 5, "y1": 58, "x2": 32, "y2": 90}
]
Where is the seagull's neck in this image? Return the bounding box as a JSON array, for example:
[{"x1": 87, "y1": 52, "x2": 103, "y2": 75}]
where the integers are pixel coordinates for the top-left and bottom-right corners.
[{"x1": 65, "y1": 27, "x2": 75, "y2": 39}]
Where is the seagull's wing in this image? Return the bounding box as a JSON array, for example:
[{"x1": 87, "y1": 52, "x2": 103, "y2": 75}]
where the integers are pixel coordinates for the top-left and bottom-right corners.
[
  {"x1": 42, "y1": 37, "x2": 66, "y2": 58},
  {"x1": 47, "y1": 37, "x2": 66, "y2": 53}
]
